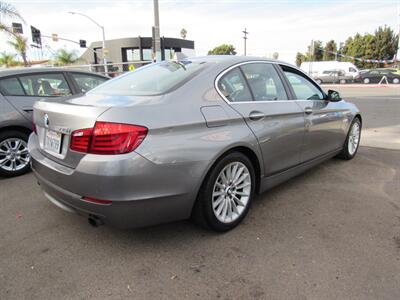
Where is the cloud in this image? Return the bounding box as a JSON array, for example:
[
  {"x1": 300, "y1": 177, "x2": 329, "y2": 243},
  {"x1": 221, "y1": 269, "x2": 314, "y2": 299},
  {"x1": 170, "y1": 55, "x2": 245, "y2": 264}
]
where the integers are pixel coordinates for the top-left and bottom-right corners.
[{"x1": 1, "y1": 0, "x2": 398, "y2": 64}]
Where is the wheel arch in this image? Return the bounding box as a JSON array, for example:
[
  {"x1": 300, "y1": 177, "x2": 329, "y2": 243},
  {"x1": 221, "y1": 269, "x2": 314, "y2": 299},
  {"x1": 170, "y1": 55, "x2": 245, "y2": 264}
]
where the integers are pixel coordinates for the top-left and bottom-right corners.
[{"x1": 0, "y1": 125, "x2": 31, "y2": 137}]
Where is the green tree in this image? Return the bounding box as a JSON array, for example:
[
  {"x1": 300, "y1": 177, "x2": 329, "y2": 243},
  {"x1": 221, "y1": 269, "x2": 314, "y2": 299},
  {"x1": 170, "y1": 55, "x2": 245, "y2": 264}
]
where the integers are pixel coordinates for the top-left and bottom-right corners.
[
  {"x1": 295, "y1": 52, "x2": 306, "y2": 67},
  {"x1": 180, "y1": 28, "x2": 187, "y2": 39},
  {"x1": 306, "y1": 40, "x2": 323, "y2": 61},
  {"x1": 208, "y1": 44, "x2": 236, "y2": 55},
  {"x1": 0, "y1": 52, "x2": 17, "y2": 67},
  {"x1": 323, "y1": 40, "x2": 337, "y2": 61},
  {"x1": 0, "y1": 1, "x2": 24, "y2": 36},
  {"x1": 7, "y1": 34, "x2": 28, "y2": 66},
  {"x1": 53, "y1": 49, "x2": 77, "y2": 66}
]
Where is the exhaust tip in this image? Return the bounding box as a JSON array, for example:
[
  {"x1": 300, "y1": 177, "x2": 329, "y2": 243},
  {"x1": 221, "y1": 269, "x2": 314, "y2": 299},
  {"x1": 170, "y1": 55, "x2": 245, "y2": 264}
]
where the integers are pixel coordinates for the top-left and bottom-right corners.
[{"x1": 88, "y1": 215, "x2": 103, "y2": 227}]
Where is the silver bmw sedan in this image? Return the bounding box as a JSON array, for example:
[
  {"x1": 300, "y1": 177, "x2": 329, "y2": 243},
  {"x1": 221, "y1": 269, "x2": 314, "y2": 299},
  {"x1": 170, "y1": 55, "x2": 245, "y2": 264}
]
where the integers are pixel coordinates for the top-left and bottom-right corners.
[{"x1": 28, "y1": 56, "x2": 361, "y2": 232}]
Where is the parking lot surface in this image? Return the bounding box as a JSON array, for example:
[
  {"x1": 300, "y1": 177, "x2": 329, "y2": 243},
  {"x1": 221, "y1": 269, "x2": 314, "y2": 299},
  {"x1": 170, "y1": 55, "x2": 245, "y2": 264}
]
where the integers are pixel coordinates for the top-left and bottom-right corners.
[{"x1": 1, "y1": 87, "x2": 399, "y2": 299}]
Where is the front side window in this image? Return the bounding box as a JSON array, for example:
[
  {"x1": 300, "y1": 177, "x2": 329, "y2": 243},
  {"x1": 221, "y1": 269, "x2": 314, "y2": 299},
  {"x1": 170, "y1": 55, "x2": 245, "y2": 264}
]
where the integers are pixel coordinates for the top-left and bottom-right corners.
[
  {"x1": 90, "y1": 61, "x2": 205, "y2": 96},
  {"x1": 349, "y1": 67, "x2": 357, "y2": 72},
  {"x1": 240, "y1": 63, "x2": 287, "y2": 101},
  {"x1": 283, "y1": 68, "x2": 324, "y2": 100},
  {"x1": 19, "y1": 73, "x2": 72, "y2": 97},
  {"x1": 0, "y1": 77, "x2": 25, "y2": 96},
  {"x1": 217, "y1": 67, "x2": 252, "y2": 102},
  {"x1": 71, "y1": 73, "x2": 107, "y2": 93}
]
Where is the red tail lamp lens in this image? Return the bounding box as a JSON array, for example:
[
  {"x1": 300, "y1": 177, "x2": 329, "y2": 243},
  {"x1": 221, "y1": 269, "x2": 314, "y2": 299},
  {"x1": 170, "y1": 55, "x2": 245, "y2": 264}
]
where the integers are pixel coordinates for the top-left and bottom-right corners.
[
  {"x1": 82, "y1": 197, "x2": 112, "y2": 205},
  {"x1": 70, "y1": 122, "x2": 147, "y2": 155}
]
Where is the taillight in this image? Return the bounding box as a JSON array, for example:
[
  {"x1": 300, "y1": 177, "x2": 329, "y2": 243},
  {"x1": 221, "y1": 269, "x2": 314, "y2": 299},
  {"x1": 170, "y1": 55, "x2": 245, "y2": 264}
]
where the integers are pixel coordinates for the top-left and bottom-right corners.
[
  {"x1": 70, "y1": 122, "x2": 147, "y2": 155},
  {"x1": 32, "y1": 120, "x2": 37, "y2": 134}
]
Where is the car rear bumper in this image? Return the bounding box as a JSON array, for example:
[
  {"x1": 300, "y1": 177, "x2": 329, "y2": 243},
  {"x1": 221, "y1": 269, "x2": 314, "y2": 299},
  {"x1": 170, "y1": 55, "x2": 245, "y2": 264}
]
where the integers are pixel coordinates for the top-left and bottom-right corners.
[{"x1": 28, "y1": 134, "x2": 201, "y2": 229}]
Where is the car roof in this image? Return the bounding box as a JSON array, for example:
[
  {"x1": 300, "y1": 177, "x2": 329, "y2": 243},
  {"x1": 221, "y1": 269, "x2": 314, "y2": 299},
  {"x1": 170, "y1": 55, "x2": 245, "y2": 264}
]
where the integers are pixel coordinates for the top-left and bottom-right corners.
[
  {"x1": 185, "y1": 55, "x2": 294, "y2": 67},
  {"x1": 0, "y1": 67, "x2": 108, "y2": 78}
]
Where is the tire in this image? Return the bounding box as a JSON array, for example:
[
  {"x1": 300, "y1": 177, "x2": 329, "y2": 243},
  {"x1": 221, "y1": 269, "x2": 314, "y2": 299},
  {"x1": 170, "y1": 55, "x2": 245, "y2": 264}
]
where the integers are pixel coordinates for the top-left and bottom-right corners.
[
  {"x1": 339, "y1": 79, "x2": 346, "y2": 84},
  {"x1": 315, "y1": 79, "x2": 322, "y2": 85},
  {"x1": 393, "y1": 78, "x2": 399, "y2": 84},
  {"x1": 192, "y1": 152, "x2": 256, "y2": 232},
  {"x1": 336, "y1": 118, "x2": 361, "y2": 160},
  {"x1": 363, "y1": 78, "x2": 370, "y2": 84},
  {"x1": 0, "y1": 130, "x2": 31, "y2": 177}
]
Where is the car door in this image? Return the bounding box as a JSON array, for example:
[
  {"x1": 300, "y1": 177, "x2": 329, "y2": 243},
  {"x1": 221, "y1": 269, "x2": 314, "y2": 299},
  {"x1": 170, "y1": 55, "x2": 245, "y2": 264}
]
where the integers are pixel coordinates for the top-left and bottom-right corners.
[
  {"x1": 216, "y1": 62, "x2": 305, "y2": 176},
  {"x1": 279, "y1": 65, "x2": 346, "y2": 162},
  {"x1": 0, "y1": 72, "x2": 73, "y2": 122}
]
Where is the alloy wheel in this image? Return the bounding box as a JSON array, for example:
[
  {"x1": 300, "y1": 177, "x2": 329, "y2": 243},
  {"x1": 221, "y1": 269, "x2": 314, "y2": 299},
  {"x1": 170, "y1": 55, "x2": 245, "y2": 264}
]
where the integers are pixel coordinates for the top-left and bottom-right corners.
[
  {"x1": 348, "y1": 122, "x2": 360, "y2": 155},
  {"x1": 0, "y1": 138, "x2": 30, "y2": 172},
  {"x1": 212, "y1": 162, "x2": 251, "y2": 223}
]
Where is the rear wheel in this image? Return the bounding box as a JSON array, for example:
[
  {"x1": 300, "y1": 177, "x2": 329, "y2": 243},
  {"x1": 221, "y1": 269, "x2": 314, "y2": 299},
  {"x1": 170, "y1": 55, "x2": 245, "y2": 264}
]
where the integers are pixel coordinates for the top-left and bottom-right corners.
[
  {"x1": 0, "y1": 131, "x2": 30, "y2": 177},
  {"x1": 192, "y1": 152, "x2": 255, "y2": 232},
  {"x1": 339, "y1": 79, "x2": 346, "y2": 84},
  {"x1": 363, "y1": 78, "x2": 370, "y2": 84},
  {"x1": 337, "y1": 118, "x2": 361, "y2": 160},
  {"x1": 393, "y1": 78, "x2": 399, "y2": 84}
]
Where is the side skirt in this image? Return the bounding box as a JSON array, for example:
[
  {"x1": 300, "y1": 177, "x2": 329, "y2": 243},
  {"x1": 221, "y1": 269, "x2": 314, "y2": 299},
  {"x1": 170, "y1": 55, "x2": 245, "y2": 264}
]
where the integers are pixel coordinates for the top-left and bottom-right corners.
[{"x1": 259, "y1": 149, "x2": 341, "y2": 193}]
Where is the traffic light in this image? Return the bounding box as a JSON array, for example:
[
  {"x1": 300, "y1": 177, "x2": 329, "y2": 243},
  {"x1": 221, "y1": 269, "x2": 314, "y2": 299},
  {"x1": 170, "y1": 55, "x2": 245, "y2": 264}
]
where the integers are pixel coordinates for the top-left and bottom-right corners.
[
  {"x1": 31, "y1": 26, "x2": 41, "y2": 46},
  {"x1": 79, "y1": 40, "x2": 86, "y2": 48}
]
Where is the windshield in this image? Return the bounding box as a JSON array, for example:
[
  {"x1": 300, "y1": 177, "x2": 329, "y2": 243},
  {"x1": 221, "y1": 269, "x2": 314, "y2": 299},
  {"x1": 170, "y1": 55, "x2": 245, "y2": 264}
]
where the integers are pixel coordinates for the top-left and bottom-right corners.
[{"x1": 89, "y1": 60, "x2": 206, "y2": 96}]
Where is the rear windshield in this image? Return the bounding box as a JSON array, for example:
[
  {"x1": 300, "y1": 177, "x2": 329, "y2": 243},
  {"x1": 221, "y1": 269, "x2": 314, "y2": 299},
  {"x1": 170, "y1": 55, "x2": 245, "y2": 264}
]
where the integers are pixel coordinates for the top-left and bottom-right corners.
[{"x1": 89, "y1": 61, "x2": 205, "y2": 96}]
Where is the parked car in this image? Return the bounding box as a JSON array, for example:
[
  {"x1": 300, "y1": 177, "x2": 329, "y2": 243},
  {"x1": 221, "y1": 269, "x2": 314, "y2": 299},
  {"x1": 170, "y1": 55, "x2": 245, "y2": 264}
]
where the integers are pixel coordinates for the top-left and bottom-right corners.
[
  {"x1": 355, "y1": 68, "x2": 400, "y2": 84},
  {"x1": 29, "y1": 57, "x2": 362, "y2": 232},
  {"x1": 300, "y1": 61, "x2": 359, "y2": 79},
  {"x1": 313, "y1": 69, "x2": 353, "y2": 84},
  {"x1": 0, "y1": 68, "x2": 108, "y2": 177}
]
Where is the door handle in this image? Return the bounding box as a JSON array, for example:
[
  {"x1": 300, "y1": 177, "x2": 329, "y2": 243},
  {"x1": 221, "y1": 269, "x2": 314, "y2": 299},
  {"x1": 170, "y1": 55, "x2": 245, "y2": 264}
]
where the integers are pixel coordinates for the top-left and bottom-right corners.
[
  {"x1": 249, "y1": 111, "x2": 265, "y2": 121},
  {"x1": 304, "y1": 107, "x2": 313, "y2": 115}
]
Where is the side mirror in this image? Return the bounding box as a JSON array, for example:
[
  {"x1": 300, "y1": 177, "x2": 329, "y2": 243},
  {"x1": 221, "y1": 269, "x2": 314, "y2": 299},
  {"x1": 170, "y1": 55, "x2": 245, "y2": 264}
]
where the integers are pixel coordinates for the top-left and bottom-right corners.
[{"x1": 327, "y1": 89, "x2": 342, "y2": 102}]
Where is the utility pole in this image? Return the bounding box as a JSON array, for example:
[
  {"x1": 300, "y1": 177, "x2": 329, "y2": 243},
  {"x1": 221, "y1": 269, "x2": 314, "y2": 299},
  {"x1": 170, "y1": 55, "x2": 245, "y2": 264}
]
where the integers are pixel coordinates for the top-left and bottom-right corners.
[
  {"x1": 242, "y1": 28, "x2": 248, "y2": 56},
  {"x1": 153, "y1": 0, "x2": 161, "y2": 62}
]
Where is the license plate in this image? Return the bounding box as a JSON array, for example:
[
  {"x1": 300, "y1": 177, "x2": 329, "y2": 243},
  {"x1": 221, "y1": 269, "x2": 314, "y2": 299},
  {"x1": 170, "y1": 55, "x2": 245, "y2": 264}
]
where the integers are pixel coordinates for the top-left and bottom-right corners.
[{"x1": 44, "y1": 130, "x2": 62, "y2": 154}]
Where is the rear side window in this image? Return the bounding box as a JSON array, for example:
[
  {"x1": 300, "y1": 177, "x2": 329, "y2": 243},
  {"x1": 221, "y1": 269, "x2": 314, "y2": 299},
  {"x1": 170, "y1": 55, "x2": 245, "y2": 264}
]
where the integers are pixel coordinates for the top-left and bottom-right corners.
[
  {"x1": 217, "y1": 68, "x2": 252, "y2": 102},
  {"x1": 90, "y1": 61, "x2": 205, "y2": 96},
  {"x1": 240, "y1": 63, "x2": 287, "y2": 101},
  {"x1": 283, "y1": 68, "x2": 324, "y2": 100},
  {"x1": 71, "y1": 73, "x2": 107, "y2": 93},
  {"x1": 0, "y1": 77, "x2": 25, "y2": 96},
  {"x1": 18, "y1": 73, "x2": 72, "y2": 97}
]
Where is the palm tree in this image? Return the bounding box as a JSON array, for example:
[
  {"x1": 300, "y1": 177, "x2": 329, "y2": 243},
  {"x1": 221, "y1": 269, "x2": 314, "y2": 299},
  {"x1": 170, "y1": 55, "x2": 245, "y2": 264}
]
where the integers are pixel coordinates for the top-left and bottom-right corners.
[
  {"x1": 0, "y1": 1, "x2": 24, "y2": 36},
  {"x1": 7, "y1": 34, "x2": 28, "y2": 66},
  {"x1": 53, "y1": 49, "x2": 77, "y2": 66},
  {"x1": 0, "y1": 52, "x2": 17, "y2": 67},
  {"x1": 180, "y1": 28, "x2": 187, "y2": 40}
]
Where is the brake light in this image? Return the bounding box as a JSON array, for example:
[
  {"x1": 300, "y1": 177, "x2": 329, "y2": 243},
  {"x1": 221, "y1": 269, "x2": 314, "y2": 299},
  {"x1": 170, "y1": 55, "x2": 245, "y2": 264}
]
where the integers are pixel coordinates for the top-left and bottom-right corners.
[
  {"x1": 70, "y1": 122, "x2": 148, "y2": 155},
  {"x1": 32, "y1": 120, "x2": 37, "y2": 134}
]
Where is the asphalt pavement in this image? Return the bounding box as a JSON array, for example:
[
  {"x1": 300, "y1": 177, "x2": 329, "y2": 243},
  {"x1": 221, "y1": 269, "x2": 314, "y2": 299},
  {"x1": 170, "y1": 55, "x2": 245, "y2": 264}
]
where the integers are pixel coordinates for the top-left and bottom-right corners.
[{"x1": 1, "y1": 87, "x2": 399, "y2": 299}]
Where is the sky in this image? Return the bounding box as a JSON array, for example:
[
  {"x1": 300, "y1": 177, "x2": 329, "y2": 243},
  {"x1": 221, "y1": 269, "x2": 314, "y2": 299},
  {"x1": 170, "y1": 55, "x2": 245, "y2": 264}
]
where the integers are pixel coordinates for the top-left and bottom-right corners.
[{"x1": 0, "y1": 0, "x2": 399, "y2": 64}]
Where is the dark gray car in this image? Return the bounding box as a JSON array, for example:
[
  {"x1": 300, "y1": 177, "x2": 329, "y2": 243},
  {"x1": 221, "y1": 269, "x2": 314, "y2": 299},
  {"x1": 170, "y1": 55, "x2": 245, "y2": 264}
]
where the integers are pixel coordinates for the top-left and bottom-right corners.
[
  {"x1": 28, "y1": 57, "x2": 362, "y2": 232},
  {"x1": 0, "y1": 68, "x2": 108, "y2": 177}
]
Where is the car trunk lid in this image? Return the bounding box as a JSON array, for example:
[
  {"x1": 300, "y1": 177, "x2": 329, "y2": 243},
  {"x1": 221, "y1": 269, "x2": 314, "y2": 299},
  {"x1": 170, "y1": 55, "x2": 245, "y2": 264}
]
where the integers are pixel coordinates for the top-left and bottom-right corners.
[{"x1": 33, "y1": 99, "x2": 110, "y2": 169}]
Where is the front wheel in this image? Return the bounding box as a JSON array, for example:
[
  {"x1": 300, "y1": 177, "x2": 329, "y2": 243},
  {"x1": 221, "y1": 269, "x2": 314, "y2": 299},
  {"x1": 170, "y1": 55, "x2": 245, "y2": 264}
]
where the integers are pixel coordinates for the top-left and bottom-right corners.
[
  {"x1": 337, "y1": 118, "x2": 361, "y2": 160},
  {"x1": 363, "y1": 78, "x2": 370, "y2": 84},
  {"x1": 393, "y1": 78, "x2": 399, "y2": 84},
  {"x1": 192, "y1": 152, "x2": 255, "y2": 232}
]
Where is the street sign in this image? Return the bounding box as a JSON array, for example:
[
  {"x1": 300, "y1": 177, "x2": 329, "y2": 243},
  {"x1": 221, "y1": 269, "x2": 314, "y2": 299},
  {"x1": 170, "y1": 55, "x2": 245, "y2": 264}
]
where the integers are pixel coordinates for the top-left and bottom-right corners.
[
  {"x1": 79, "y1": 39, "x2": 86, "y2": 48},
  {"x1": 52, "y1": 33, "x2": 58, "y2": 42},
  {"x1": 31, "y1": 26, "x2": 41, "y2": 46},
  {"x1": 12, "y1": 23, "x2": 23, "y2": 34}
]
